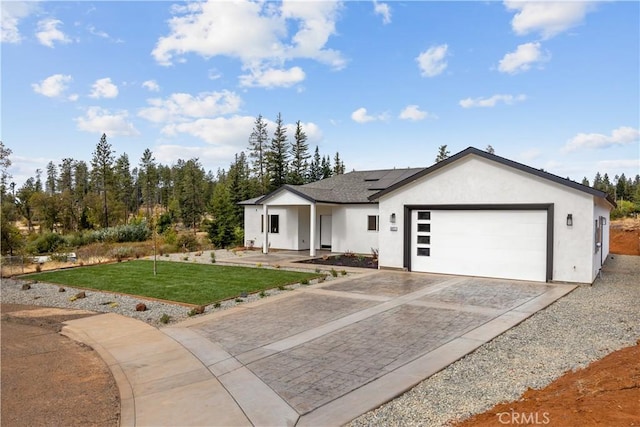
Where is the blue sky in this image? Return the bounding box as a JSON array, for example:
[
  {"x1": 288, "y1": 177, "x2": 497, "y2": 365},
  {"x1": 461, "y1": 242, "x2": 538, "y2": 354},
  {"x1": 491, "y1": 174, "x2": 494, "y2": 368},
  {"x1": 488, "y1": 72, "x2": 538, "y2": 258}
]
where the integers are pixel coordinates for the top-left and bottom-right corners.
[{"x1": 2, "y1": 0, "x2": 639, "y2": 188}]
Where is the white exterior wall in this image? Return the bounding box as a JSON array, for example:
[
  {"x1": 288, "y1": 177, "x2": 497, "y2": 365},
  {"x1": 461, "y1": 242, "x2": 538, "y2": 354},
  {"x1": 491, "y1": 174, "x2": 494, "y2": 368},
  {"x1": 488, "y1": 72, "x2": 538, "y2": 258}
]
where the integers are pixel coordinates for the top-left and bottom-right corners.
[
  {"x1": 592, "y1": 200, "x2": 611, "y2": 279},
  {"x1": 331, "y1": 205, "x2": 380, "y2": 254},
  {"x1": 243, "y1": 205, "x2": 302, "y2": 250},
  {"x1": 378, "y1": 155, "x2": 602, "y2": 284}
]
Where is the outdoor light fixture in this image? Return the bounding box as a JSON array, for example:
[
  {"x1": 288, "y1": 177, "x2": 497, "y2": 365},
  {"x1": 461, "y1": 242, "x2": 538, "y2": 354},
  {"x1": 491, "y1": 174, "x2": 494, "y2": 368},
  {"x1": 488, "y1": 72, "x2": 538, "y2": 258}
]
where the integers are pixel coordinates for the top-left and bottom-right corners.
[
  {"x1": 390, "y1": 213, "x2": 396, "y2": 223},
  {"x1": 566, "y1": 214, "x2": 573, "y2": 227}
]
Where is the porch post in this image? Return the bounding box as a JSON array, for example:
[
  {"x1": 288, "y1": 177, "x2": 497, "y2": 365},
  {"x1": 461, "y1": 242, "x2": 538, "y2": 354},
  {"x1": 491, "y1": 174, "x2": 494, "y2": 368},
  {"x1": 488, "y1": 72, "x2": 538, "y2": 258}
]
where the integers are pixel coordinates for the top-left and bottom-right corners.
[
  {"x1": 309, "y1": 203, "x2": 316, "y2": 257},
  {"x1": 262, "y1": 204, "x2": 269, "y2": 254}
]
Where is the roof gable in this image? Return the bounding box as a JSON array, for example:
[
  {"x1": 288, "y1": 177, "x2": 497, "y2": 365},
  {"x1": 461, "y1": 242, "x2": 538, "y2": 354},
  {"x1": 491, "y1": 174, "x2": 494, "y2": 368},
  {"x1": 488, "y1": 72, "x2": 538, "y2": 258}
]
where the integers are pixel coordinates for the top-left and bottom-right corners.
[{"x1": 369, "y1": 147, "x2": 615, "y2": 207}]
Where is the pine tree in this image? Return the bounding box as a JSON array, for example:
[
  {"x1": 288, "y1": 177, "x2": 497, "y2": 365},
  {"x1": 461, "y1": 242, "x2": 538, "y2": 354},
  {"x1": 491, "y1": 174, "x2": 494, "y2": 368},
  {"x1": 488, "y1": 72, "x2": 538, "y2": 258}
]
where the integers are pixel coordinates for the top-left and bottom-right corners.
[
  {"x1": 115, "y1": 154, "x2": 134, "y2": 224},
  {"x1": 321, "y1": 155, "x2": 333, "y2": 179},
  {"x1": 581, "y1": 177, "x2": 590, "y2": 187},
  {"x1": 435, "y1": 145, "x2": 450, "y2": 162},
  {"x1": 288, "y1": 121, "x2": 310, "y2": 185},
  {"x1": 266, "y1": 113, "x2": 289, "y2": 192},
  {"x1": 46, "y1": 161, "x2": 57, "y2": 195},
  {"x1": 139, "y1": 148, "x2": 157, "y2": 219},
  {"x1": 308, "y1": 146, "x2": 323, "y2": 182},
  {"x1": 248, "y1": 114, "x2": 269, "y2": 194},
  {"x1": 178, "y1": 158, "x2": 206, "y2": 232},
  {"x1": 615, "y1": 173, "x2": 628, "y2": 200},
  {"x1": 485, "y1": 145, "x2": 495, "y2": 154},
  {"x1": 90, "y1": 133, "x2": 115, "y2": 228},
  {"x1": 333, "y1": 152, "x2": 345, "y2": 175}
]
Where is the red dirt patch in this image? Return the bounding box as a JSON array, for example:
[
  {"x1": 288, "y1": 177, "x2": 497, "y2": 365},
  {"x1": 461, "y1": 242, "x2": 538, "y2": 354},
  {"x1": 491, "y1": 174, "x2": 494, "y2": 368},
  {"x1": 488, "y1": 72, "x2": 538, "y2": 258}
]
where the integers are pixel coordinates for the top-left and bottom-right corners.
[
  {"x1": 455, "y1": 342, "x2": 640, "y2": 426},
  {"x1": 610, "y1": 218, "x2": 640, "y2": 256}
]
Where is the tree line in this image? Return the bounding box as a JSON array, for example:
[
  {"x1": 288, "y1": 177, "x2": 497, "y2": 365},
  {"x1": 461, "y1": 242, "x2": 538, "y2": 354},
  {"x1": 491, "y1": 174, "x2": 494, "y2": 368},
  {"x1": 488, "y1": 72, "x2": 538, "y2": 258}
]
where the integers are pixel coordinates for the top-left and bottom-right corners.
[{"x1": 0, "y1": 113, "x2": 346, "y2": 254}]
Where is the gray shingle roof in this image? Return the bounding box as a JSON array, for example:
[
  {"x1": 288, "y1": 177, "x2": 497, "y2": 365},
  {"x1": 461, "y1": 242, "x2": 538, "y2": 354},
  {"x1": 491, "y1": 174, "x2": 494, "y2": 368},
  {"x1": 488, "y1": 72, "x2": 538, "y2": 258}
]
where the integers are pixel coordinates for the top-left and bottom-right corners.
[{"x1": 243, "y1": 168, "x2": 424, "y2": 205}]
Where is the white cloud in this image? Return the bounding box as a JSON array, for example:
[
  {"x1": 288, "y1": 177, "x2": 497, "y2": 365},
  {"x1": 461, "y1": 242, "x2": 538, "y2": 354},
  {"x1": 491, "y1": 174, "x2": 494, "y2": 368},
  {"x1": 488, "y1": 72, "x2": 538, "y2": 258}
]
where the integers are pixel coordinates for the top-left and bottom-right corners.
[
  {"x1": 373, "y1": 1, "x2": 391, "y2": 25},
  {"x1": 398, "y1": 105, "x2": 434, "y2": 121},
  {"x1": 151, "y1": 0, "x2": 344, "y2": 86},
  {"x1": 32, "y1": 74, "x2": 73, "y2": 98},
  {"x1": 416, "y1": 44, "x2": 448, "y2": 77},
  {"x1": 36, "y1": 18, "x2": 71, "y2": 48},
  {"x1": 459, "y1": 94, "x2": 526, "y2": 108},
  {"x1": 138, "y1": 90, "x2": 242, "y2": 123},
  {"x1": 161, "y1": 115, "x2": 257, "y2": 145},
  {"x1": 284, "y1": 121, "x2": 323, "y2": 144},
  {"x1": 1, "y1": 2, "x2": 38, "y2": 43},
  {"x1": 498, "y1": 42, "x2": 549, "y2": 74},
  {"x1": 75, "y1": 107, "x2": 139, "y2": 136},
  {"x1": 351, "y1": 107, "x2": 388, "y2": 123},
  {"x1": 239, "y1": 66, "x2": 305, "y2": 88},
  {"x1": 505, "y1": 1, "x2": 596, "y2": 40},
  {"x1": 142, "y1": 80, "x2": 160, "y2": 92},
  {"x1": 89, "y1": 78, "x2": 119, "y2": 99},
  {"x1": 563, "y1": 126, "x2": 640, "y2": 152}
]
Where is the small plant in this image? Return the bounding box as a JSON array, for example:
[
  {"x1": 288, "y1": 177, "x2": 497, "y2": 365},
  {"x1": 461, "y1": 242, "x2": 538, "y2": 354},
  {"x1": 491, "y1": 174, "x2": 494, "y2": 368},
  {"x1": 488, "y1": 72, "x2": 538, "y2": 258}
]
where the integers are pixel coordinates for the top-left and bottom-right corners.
[
  {"x1": 278, "y1": 285, "x2": 286, "y2": 291},
  {"x1": 164, "y1": 253, "x2": 170, "y2": 257},
  {"x1": 315, "y1": 267, "x2": 321, "y2": 273},
  {"x1": 257, "y1": 262, "x2": 263, "y2": 268},
  {"x1": 371, "y1": 248, "x2": 379, "y2": 260},
  {"x1": 235, "y1": 297, "x2": 243, "y2": 303},
  {"x1": 274, "y1": 264, "x2": 281, "y2": 269},
  {"x1": 259, "y1": 290, "x2": 267, "y2": 298},
  {"x1": 35, "y1": 264, "x2": 42, "y2": 273},
  {"x1": 357, "y1": 255, "x2": 365, "y2": 263},
  {"x1": 195, "y1": 251, "x2": 203, "y2": 257},
  {"x1": 159, "y1": 313, "x2": 171, "y2": 324},
  {"x1": 322, "y1": 255, "x2": 329, "y2": 261},
  {"x1": 300, "y1": 278, "x2": 309, "y2": 285},
  {"x1": 210, "y1": 252, "x2": 216, "y2": 263},
  {"x1": 317, "y1": 275, "x2": 326, "y2": 283},
  {"x1": 182, "y1": 256, "x2": 189, "y2": 261},
  {"x1": 188, "y1": 308, "x2": 197, "y2": 316},
  {"x1": 343, "y1": 250, "x2": 355, "y2": 258},
  {"x1": 330, "y1": 268, "x2": 338, "y2": 277},
  {"x1": 340, "y1": 270, "x2": 347, "y2": 276},
  {"x1": 213, "y1": 302, "x2": 221, "y2": 308}
]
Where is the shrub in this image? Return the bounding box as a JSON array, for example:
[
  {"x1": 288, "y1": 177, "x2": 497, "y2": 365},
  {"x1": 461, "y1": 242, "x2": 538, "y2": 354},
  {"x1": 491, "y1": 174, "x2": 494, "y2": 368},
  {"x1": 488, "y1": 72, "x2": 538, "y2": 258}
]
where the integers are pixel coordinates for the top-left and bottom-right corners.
[
  {"x1": 330, "y1": 268, "x2": 338, "y2": 277},
  {"x1": 93, "y1": 222, "x2": 150, "y2": 243},
  {"x1": 159, "y1": 314, "x2": 171, "y2": 324},
  {"x1": 340, "y1": 270, "x2": 347, "y2": 276},
  {"x1": 210, "y1": 252, "x2": 216, "y2": 263},
  {"x1": 611, "y1": 200, "x2": 638, "y2": 219},
  {"x1": 26, "y1": 232, "x2": 66, "y2": 254},
  {"x1": 300, "y1": 278, "x2": 309, "y2": 285},
  {"x1": 213, "y1": 302, "x2": 221, "y2": 308},
  {"x1": 259, "y1": 290, "x2": 267, "y2": 298},
  {"x1": 176, "y1": 233, "x2": 200, "y2": 252}
]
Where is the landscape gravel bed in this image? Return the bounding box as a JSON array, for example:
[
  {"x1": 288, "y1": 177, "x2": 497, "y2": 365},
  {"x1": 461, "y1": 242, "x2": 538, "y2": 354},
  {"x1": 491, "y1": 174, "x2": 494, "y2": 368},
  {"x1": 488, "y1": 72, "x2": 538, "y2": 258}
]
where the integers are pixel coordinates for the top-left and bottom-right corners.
[
  {"x1": 349, "y1": 254, "x2": 640, "y2": 426},
  {"x1": 0, "y1": 253, "x2": 342, "y2": 328}
]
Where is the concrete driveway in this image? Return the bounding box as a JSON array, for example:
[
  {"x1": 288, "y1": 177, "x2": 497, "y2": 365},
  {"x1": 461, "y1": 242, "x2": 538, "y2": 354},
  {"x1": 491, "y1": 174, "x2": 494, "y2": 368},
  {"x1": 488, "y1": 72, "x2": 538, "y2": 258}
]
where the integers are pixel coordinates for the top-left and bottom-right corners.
[{"x1": 62, "y1": 270, "x2": 575, "y2": 426}]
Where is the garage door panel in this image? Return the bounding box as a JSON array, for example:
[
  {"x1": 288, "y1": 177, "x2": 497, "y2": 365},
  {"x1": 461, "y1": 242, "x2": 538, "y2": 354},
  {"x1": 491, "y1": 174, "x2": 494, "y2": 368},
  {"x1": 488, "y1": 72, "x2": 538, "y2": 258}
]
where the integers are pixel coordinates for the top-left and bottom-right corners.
[{"x1": 411, "y1": 210, "x2": 547, "y2": 282}]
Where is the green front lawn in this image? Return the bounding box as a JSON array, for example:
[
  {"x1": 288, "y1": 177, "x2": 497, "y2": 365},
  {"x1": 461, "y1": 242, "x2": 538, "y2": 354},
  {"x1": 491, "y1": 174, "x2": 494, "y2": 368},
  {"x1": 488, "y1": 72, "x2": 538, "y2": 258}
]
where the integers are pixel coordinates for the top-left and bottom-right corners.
[{"x1": 23, "y1": 260, "x2": 319, "y2": 306}]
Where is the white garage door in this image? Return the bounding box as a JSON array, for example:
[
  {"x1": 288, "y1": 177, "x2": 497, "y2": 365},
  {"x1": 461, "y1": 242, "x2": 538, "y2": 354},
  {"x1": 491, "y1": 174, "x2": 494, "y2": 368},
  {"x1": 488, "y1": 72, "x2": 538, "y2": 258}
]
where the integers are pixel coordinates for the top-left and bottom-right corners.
[{"x1": 410, "y1": 209, "x2": 547, "y2": 282}]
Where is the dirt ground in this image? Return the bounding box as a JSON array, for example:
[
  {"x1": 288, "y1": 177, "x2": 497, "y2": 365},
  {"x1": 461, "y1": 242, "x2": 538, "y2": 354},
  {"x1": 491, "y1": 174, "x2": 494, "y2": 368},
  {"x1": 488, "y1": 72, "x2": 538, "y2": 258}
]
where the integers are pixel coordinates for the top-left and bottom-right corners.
[
  {"x1": 0, "y1": 304, "x2": 119, "y2": 427},
  {"x1": 610, "y1": 218, "x2": 640, "y2": 256},
  {"x1": 455, "y1": 342, "x2": 640, "y2": 426}
]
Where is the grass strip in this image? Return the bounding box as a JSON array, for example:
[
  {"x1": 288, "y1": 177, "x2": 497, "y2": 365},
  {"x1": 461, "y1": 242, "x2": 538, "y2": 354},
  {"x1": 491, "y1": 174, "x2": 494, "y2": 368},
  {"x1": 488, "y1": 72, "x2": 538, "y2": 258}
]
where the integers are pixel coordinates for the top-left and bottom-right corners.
[{"x1": 23, "y1": 260, "x2": 319, "y2": 305}]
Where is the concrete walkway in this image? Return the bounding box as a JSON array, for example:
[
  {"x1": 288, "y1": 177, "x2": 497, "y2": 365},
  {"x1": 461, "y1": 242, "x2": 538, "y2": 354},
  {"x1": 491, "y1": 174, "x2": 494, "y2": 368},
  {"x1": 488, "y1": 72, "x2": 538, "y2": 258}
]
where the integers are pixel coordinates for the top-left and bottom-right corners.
[{"x1": 61, "y1": 271, "x2": 576, "y2": 427}]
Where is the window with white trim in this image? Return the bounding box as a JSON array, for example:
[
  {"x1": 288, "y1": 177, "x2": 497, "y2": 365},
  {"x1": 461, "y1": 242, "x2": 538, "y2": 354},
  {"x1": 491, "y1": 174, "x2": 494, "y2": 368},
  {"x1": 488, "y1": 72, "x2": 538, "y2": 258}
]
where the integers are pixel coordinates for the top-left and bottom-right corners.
[{"x1": 367, "y1": 215, "x2": 379, "y2": 231}]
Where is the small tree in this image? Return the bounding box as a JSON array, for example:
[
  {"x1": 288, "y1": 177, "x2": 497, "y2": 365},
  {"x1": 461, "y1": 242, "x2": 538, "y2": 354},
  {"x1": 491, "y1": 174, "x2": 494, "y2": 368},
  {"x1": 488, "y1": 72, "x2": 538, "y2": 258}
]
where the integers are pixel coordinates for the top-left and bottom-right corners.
[
  {"x1": 265, "y1": 113, "x2": 289, "y2": 192},
  {"x1": 248, "y1": 115, "x2": 269, "y2": 194},
  {"x1": 435, "y1": 145, "x2": 450, "y2": 163},
  {"x1": 90, "y1": 133, "x2": 115, "y2": 228},
  {"x1": 485, "y1": 145, "x2": 495, "y2": 154},
  {"x1": 288, "y1": 120, "x2": 310, "y2": 185}
]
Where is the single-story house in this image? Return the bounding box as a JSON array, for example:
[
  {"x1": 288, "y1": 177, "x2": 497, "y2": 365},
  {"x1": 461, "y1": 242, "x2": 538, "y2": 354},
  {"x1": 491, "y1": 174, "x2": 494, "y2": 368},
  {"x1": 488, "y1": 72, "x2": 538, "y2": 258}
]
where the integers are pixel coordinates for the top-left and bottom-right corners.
[{"x1": 240, "y1": 147, "x2": 615, "y2": 284}]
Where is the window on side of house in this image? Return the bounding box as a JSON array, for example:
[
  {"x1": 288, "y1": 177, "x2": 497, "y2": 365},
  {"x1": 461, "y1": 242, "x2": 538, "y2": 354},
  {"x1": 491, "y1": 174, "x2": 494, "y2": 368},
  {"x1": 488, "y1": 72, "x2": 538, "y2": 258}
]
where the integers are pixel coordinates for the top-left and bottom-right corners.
[
  {"x1": 261, "y1": 214, "x2": 280, "y2": 233},
  {"x1": 367, "y1": 215, "x2": 379, "y2": 231},
  {"x1": 270, "y1": 214, "x2": 279, "y2": 234}
]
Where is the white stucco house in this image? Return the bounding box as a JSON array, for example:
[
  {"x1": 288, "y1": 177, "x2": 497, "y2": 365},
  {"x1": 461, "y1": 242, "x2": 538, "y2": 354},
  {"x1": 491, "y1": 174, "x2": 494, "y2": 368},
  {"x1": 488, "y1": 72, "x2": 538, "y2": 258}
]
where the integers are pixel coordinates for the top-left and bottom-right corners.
[{"x1": 240, "y1": 147, "x2": 615, "y2": 284}]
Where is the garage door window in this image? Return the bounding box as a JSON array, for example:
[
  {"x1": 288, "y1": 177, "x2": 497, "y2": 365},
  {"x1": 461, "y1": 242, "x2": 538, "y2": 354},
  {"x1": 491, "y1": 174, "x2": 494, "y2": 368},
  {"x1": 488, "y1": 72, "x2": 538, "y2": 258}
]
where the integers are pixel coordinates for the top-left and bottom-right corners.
[
  {"x1": 417, "y1": 223, "x2": 431, "y2": 232},
  {"x1": 417, "y1": 247, "x2": 430, "y2": 256},
  {"x1": 418, "y1": 211, "x2": 431, "y2": 220},
  {"x1": 417, "y1": 235, "x2": 430, "y2": 244}
]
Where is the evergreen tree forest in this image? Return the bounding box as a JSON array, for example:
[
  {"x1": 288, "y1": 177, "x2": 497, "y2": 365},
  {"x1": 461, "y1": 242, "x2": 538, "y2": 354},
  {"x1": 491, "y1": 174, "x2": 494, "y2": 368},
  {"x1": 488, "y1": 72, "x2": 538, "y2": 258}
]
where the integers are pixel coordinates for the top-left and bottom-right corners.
[{"x1": 0, "y1": 114, "x2": 347, "y2": 254}]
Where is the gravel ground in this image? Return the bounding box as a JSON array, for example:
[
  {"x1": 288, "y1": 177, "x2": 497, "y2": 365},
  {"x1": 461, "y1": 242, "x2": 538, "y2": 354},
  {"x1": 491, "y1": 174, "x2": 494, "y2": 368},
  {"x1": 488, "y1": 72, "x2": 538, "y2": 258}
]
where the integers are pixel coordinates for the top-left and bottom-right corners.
[
  {"x1": 0, "y1": 250, "x2": 343, "y2": 328},
  {"x1": 349, "y1": 254, "x2": 640, "y2": 427}
]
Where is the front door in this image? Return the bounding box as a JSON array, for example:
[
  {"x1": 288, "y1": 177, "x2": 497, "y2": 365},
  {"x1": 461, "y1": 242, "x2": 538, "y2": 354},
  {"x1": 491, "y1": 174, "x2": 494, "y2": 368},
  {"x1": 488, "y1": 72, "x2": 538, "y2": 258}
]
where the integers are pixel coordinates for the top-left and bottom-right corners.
[{"x1": 320, "y1": 215, "x2": 332, "y2": 249}]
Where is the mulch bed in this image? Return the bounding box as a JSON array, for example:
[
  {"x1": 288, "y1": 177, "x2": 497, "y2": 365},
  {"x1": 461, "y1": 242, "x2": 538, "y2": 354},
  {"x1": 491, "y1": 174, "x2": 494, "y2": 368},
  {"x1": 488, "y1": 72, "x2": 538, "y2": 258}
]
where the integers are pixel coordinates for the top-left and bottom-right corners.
[{"x1": 297, "y1": 255, "x2": 378, "y2": 269}]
